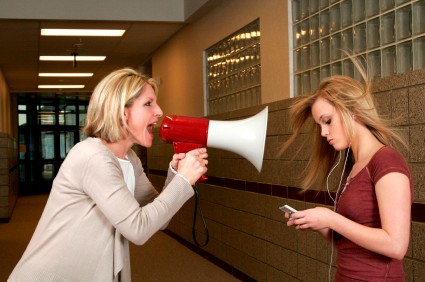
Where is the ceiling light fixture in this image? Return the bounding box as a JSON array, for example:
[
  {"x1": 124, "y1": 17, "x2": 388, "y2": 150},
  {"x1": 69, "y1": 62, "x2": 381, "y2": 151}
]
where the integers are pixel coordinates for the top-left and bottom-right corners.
[
  {"x1": 39, "y1": 56, "x2": 106, "y2": 61},
  {"x1": 38, "y1": 85, "x2": 85, "y2": 89},
  {"x1": 41, "y1": 29, "x2": 125, "y2": 37},
  {"x1": 39, "y1": 73, "x2": 93, "y2": 77},
  {"x1": 71, "y1": 52, "x2": 78, "y2": 68}
]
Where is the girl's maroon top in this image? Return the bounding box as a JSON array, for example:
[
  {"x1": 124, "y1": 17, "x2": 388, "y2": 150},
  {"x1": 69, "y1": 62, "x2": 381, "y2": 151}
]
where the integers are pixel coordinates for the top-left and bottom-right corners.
[{"x1": 334, "y1": 146, "x2": 413, "y2": 282}]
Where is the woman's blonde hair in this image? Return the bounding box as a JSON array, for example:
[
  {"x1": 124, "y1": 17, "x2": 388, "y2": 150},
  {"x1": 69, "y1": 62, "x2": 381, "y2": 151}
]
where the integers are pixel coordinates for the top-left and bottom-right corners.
[
  {"x1": 83, "y1": 68, "x2": 158, "y2": 142},
  {"x1": 281, "y1": 58, "x2": 407, "y2": 190}
]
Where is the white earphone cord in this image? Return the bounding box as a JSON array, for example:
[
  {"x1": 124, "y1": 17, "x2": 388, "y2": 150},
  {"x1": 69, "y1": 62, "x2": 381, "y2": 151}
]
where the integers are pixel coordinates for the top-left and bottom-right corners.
[{"x1": 326, "y1": 146, "x2": 350, "y2": 282}]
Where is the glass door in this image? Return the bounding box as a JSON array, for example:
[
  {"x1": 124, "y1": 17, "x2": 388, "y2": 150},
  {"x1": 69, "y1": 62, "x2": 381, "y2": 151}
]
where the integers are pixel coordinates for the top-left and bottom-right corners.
[
  {"x1": 38, "y1": 100, "x2": 58, "y2": 188},
  {"x1": 18, "y1": 95, "x2": 89, "y2": 195}
]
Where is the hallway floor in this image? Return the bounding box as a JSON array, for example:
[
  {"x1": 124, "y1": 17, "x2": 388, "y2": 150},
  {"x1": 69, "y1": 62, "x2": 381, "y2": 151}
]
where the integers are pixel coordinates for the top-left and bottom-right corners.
[{"x1": 0, "y1": 194, "x2": 241, "y2": 282}]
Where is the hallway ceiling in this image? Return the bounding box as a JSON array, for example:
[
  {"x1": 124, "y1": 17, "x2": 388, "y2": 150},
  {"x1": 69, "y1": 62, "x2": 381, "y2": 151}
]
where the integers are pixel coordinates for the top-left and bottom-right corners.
[{"x1": 0, "y1": 19, "x2": 185, "y2": 95}]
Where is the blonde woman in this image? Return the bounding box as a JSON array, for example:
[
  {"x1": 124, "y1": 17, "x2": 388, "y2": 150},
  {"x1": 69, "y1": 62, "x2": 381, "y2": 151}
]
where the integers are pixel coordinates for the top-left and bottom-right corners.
[
  {"x1": 281, "y1": 66, "x2": 413, "y2": 281},
  {"x1": 9, "y1": 68, "x2": 208, "y2": 282}
]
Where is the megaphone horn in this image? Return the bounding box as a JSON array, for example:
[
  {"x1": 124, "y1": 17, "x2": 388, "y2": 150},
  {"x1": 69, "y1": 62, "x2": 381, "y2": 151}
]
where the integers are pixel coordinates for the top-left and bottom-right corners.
[
  {"x1": 207, "y1": 106, "x2": 268, "y2": 172},
  {"x1": 159, "y1": 107, "x2": 268, "y2": 180}
]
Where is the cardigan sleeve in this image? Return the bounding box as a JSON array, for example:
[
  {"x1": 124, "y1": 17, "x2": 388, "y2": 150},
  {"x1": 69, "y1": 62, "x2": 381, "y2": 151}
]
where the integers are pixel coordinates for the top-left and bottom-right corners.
[
  {"x1": 81, "y1": 150, "x2": 194, "y2": 245},
  {"x1": 127, "y1": 150, "x2": 178, "y2": 207}
]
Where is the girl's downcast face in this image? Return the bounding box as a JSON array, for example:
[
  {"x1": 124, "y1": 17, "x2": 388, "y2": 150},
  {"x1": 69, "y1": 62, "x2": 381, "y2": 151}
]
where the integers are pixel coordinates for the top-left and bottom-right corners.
[{"x1": 312, "y1": 96, "x2": 349, "y2": 151}]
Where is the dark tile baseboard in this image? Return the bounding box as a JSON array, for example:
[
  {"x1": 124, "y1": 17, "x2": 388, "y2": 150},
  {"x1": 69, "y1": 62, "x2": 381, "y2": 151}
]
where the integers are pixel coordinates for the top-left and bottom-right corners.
[{"x1": 148, "y1": 169, "x2": 425, "y2": 223}]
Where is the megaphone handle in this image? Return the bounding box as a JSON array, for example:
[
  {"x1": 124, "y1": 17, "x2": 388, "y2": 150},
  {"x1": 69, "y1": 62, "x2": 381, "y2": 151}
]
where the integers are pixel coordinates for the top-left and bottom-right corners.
[
  {"x1": 197, "y1": 175, "x2": 208, "y2": 183},
  {"x1": 172, "y1": 142, "x2": 208, "y2": 183}
]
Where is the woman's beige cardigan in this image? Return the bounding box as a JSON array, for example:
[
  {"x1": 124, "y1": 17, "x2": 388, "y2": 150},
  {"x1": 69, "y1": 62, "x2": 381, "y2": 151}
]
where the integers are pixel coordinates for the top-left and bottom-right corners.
[{"x1": 8, "y1": 137, "x2": 194, "y2": 282}]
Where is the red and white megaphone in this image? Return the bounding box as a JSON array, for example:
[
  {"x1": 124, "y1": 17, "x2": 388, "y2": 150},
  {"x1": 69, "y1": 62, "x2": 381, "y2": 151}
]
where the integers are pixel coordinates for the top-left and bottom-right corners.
[{"x1": 159, "y1": 107, "x2": 268, "y2": 182}]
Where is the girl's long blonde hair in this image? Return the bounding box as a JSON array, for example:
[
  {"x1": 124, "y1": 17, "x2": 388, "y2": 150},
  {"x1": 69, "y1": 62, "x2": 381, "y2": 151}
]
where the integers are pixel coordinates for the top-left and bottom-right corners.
[{"x1": 281, "y1": 58, "x2": 407, "y2": 190}]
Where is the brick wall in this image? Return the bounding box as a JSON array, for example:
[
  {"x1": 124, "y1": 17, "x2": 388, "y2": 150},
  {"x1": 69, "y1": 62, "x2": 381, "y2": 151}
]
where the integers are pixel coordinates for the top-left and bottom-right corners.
[
  {"x1": 147, "y1": 69, "x2": 425, "y2": 281},
  {"x1": 0, "y1": 133, "x2": 19, "y2": 222}
]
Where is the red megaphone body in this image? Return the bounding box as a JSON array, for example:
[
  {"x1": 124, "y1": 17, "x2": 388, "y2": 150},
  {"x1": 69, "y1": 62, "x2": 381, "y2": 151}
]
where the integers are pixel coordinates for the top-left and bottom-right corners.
[{"x1": 159, "y1": 116, "x2": 210, "y2": 182}]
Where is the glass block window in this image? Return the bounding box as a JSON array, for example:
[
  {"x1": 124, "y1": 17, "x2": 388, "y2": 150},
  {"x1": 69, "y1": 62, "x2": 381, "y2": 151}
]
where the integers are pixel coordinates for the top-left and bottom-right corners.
[
  {"x1": 290, "y1": 0, "x2": 425, "y2": 96},
  {"x1": 205, "y1": 19, "x2": 261, "y2": 115}
]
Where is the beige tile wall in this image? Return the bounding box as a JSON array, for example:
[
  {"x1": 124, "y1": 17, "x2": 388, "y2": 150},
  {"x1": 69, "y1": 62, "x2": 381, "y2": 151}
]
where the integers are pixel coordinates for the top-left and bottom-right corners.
[
  {"x1": 0, "y1": 133, "x2": 18, "y2": 222},
  {"x1": 147, "y1": 69, "x2": 425, "y2": 281}
]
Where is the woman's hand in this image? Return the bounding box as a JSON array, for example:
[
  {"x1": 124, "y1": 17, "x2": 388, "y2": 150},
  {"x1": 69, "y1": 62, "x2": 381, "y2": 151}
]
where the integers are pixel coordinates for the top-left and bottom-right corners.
[
  {"x1": 171, "y1": 152, "x2": 186, "y2": 171},
  {"x1": 174, "y1": 148, "x2": 208, "y2": 185}
]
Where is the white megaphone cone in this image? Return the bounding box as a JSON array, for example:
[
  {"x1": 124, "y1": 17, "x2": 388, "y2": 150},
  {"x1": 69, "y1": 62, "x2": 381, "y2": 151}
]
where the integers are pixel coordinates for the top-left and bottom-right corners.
[{"x1": 207, "y1": 106, "x2": 268, "y2": 172}]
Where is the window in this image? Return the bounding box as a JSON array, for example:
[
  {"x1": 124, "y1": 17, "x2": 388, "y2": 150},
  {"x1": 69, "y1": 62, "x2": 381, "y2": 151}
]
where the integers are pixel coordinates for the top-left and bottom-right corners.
[
  {"x1": 290, "y1": 0, "x2": 425, "y2": 96},
  {"x1": 205, "y1": 19, "x2": 261, "y2": 115}
]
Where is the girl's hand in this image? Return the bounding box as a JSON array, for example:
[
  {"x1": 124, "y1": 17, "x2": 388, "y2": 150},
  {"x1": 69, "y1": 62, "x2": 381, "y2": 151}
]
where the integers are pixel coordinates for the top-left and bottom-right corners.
[{"x1": 287, "y1": 207, "x2": 333, "y2": 231}]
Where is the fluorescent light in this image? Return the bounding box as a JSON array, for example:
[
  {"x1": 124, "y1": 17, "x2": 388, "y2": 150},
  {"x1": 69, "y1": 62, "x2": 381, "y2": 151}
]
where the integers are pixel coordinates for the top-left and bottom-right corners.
[
  {"x1": 39, "y1": 73, "x2": 93, "y2": 77},
  {"x1": 41, "y1": 29, "x2": 125, "y2": 37},
  {"x1": 40, "y1": 56, "x2": 106, "y2": 61},
  {"x1": 38, "y1": 85, "x2": 85, "y2": 89}
]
